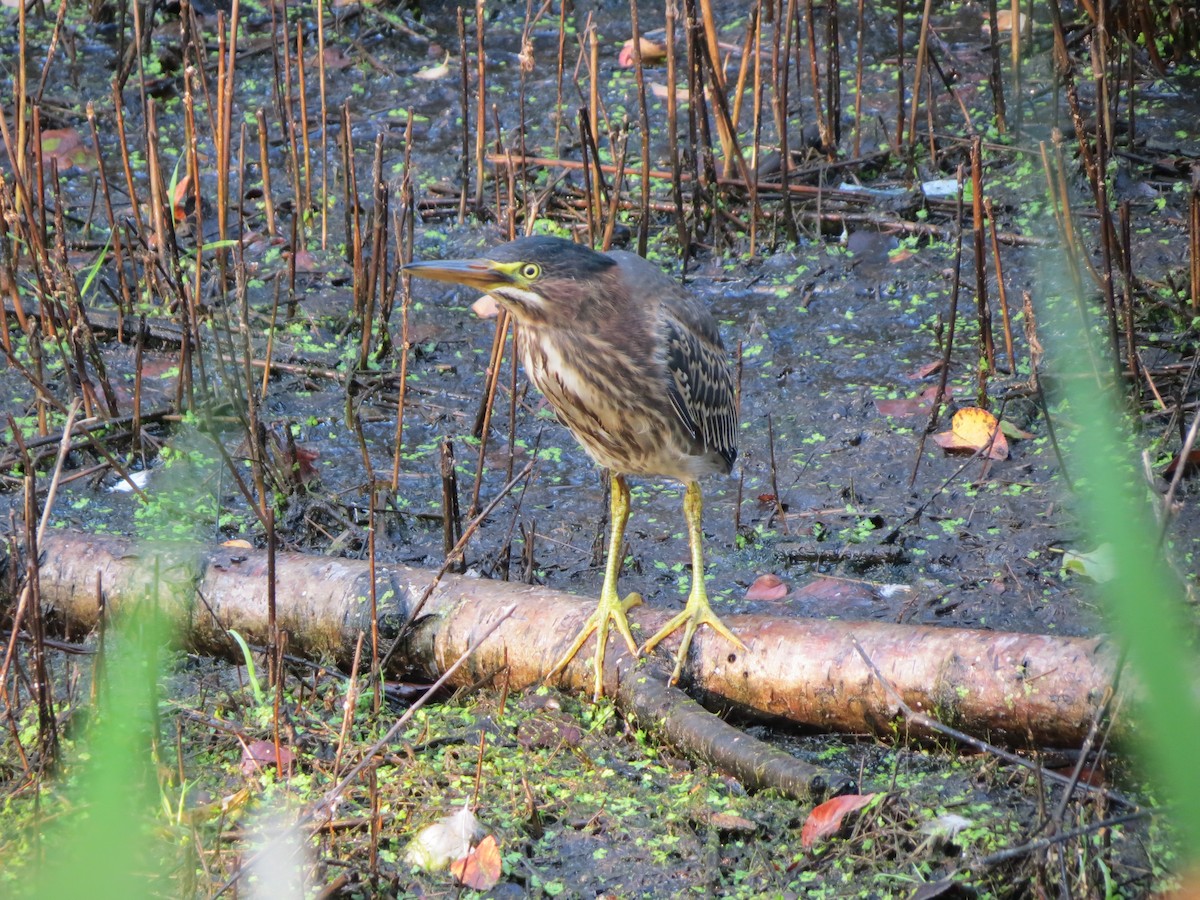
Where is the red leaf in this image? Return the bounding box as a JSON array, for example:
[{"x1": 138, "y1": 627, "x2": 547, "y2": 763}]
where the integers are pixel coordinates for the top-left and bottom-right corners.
[
  {"x1": 322, "y1": 46, "x2": 355, "y2": 69},
  {"x1": 1165, "y1": 449, "x2": 1200, "y2": 479},
  {"x1": 241, "y1": 739, "x2": 296, "y2": 776},
  {"x1": 744, "y1": 573, "x2": 788, "y2": 601},
  {"x1": 450, "y1": 834, "x2": 501, "y2": 890},
  {"x1": 40, "y1": 128, "x2": 90, "y2": 170},
  {"x1": 908, "y1": 360, "x2": 945, "y2": 379},
  {"x1": 875, "y1": 385, "x2": 950, "y2": 418},
  {"x1": 284, "y1": 248, "x2": 321, "y2": 272},
  {"x1": 800, "y1": 793, "x2": 878, "y2": 850},
  {"x1": 284, "y1": 444, "x2": 320, "y2": 483},
  {"x1": 793, "y1": 576, "x2": 876, "y2": 606}
]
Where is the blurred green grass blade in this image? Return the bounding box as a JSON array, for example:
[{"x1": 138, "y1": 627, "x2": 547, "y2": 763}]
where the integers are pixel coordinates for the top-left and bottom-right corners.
[
  {"x1": 1053, "y1": 288, "x2": 1200, "y2": 859},
  {"x1": 34, "y1": 602, "x2": 170, "y2": 898}
]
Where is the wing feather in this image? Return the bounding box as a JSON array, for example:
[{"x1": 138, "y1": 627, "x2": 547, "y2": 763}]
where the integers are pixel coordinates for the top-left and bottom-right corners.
[
  {"x1": 664, "y1": 317, "x2": 738, "y2": 470},
  {"x1": 606, "y1": 250, "x2": 738, "y2": 471}
]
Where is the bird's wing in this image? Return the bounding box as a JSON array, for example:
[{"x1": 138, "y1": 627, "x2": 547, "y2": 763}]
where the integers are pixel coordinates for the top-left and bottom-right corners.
[
  {"x1": 607, "y1": 250, "x2": 738, "y2": 468},
  {"x1": 663, "y1": 316, "x2": 738, "y2": 470}
]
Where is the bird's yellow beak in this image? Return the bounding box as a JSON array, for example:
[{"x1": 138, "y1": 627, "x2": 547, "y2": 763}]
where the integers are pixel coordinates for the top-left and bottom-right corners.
[{"x1": 403, "y1": 258, "x2": 520, "y2": 291}]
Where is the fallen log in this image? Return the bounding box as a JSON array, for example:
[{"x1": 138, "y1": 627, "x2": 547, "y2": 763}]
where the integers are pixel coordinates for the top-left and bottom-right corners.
[{"x1": 28, "y1": 529, "x2": 1123, "y2": 748}]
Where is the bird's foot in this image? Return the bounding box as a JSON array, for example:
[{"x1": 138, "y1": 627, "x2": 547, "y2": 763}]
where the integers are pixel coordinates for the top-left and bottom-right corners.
[
  {"x1": 640, "y1": 595, "x2": 746, "y2": 686},
  {"x1": 547, "y1": 591, "x2": 643, "y2": 701}
]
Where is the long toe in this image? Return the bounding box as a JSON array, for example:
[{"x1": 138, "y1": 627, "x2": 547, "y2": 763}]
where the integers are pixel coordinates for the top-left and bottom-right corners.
[
  {"x1": 547, "y1": 592, "x2": 644, "y2": 699},
  {"x1": 546, "y1": 612, "x2": 600, "y2": 683},
  {"x1": 640, "y1": 601, "x2": 746, "y2": 685}
]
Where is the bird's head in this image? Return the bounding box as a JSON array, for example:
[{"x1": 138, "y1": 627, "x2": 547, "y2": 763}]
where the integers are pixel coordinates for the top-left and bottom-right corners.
[{"x1": 403, "y1": 236, "x2": 618, "y2": 326}]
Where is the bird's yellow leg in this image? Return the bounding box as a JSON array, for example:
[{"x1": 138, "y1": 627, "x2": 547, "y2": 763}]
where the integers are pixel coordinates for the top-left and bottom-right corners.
[
  {"x1": 640, "y1": 481, "x2": 746, "y2": 685},
  {"x1": 546, "y1": 474, "x2": 642, "y2": 699}
]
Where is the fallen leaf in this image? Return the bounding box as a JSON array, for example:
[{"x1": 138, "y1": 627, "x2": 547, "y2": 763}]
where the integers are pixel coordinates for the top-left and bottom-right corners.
[
  {"x1": 517, "y1": 719, "x2": 582, "y2": 750},
  {"x1": 1061, "y1": 543, "x2": 1116, "y2": 583},
  {"x1": 1049, "y1": 764, "x2": 1106, "y2": 787},
  {"x1": 909, "y1": 878, "x2": 964, "y2": 899},
  {"x1": 241, "y1": 739, "x2": 296, "y2": 776},
  {"x1": 222, "y1": 539, "x2": 254, "y2": 549},
  {"x1": 708, "y1": 812, "x2": 757, "y2": 833},
  {"x1": 919, "y1": 812, "x2": 973, "y2": 840},
  {"x1": 801, "y1": 793, "x2": 879, "y2": 851},
  {"x1": 618, "y1": 36, "x2": 667, "y2": 67},
  {"x1": 172, "y1": 173, "x2": 192, "y2": 223},
  {"x1": 1164, "y1": 449, "x2": 1200, "y2": 479},
  {"x1": 40, "y1": 128, "x2": 91, "y2": 170},
  {"x1": 921, "y1": 178, "x2": 961, "y2": 199},
  {"x1": 108, "y1": 470, "x2": 152, "y2": 493},
  {"x1": 450, "y1": 834, "x2": 502, "y2": 890},
  {"x1": 875, "y1": 385, "x2": 950, "y2": 418},
  {"x1": 287, "y1": 248, "x2": 323, "y2": 273},
  {"x1": 793, "y1": 576, "x2": 878, "y2": 606},
  {"x1": 280, "y1": 443, "x2": 320, "y2": 484},
  {"x1": 178, "y1": 787, "x2": 251, "y2": 825},
  {"x1": 931, "y1": 407, "x2": 1008, "y2": 460},
  {"x1": 983, "y1": 9, "x2": 1027, "y2": 35},
  {"x1": 908, "y1": 359, "x2": 944, "y2": 379},
  {"x1": 138, "y1": 355, "x2": 181, "y2": 379},
  {"x1": 999, "y1": 419, "x2": 1035, "y2": 440},
  {"x1": 472, "y1": 294, "x2": 500, "y2": 319},
  {"x1": 406, "y1": 804, "x2": 483, "y2": 872},
  {"x1": 415, "y1": 52, "x2": 452, "y2": 81},
  {"x1": 1156, "y1": 867, "x2": 1200, "y2": 900},
  {"x1": 648, "y1": 82, "x2": 690, "y2": 101},
  {"x1": 322, "y1": 46, "x2": 355, "y2": 70},
  {"x1": 744, "y1": 573, "x2": 788, "y2": 601}
]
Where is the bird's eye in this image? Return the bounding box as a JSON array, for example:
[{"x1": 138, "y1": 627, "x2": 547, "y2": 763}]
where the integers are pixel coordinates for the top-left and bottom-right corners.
[{"x1": 520, "y1": 263, "x2": 541, "y2": 280}]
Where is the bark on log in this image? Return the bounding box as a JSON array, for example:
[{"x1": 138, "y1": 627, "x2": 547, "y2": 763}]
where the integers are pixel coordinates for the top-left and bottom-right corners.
[{"x1": 27, "y1": 529, "x2": 1124, "y2": 748}]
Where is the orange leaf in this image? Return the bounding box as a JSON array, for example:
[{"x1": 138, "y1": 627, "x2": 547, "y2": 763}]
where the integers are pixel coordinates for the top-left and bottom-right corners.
[
  {"x1": 931, "y1": 407, "x2": 1008, "y2": 460},
  {"x1": 618, "y1": 36, "x2": 667, "y2": 67},
  {"x1": 744, "y1": 573, "x2": 788, "y2": 601},
  {"x1": 450, "y1": 834, "x2": 501, "y2": 890},
  {"x1": 801, "y1": 793, "x2": 878, "y2": 850},
  {"x1": 472, "y1": 294, "x2": 500, "y2": 319},
  {"x1": 172, "y1": 174, "x2": 192, "y2": 223}
]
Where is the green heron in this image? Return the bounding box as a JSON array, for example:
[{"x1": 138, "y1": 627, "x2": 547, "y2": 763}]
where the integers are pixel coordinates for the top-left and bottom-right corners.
[{"x1": 404, "y1": 236, "x2": 745, "y2": 698}]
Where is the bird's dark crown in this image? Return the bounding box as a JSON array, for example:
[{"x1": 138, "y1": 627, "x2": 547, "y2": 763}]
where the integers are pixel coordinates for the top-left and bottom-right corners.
[{"x1": 486, "y1": 236, "x2": 616, "y2": 282}]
